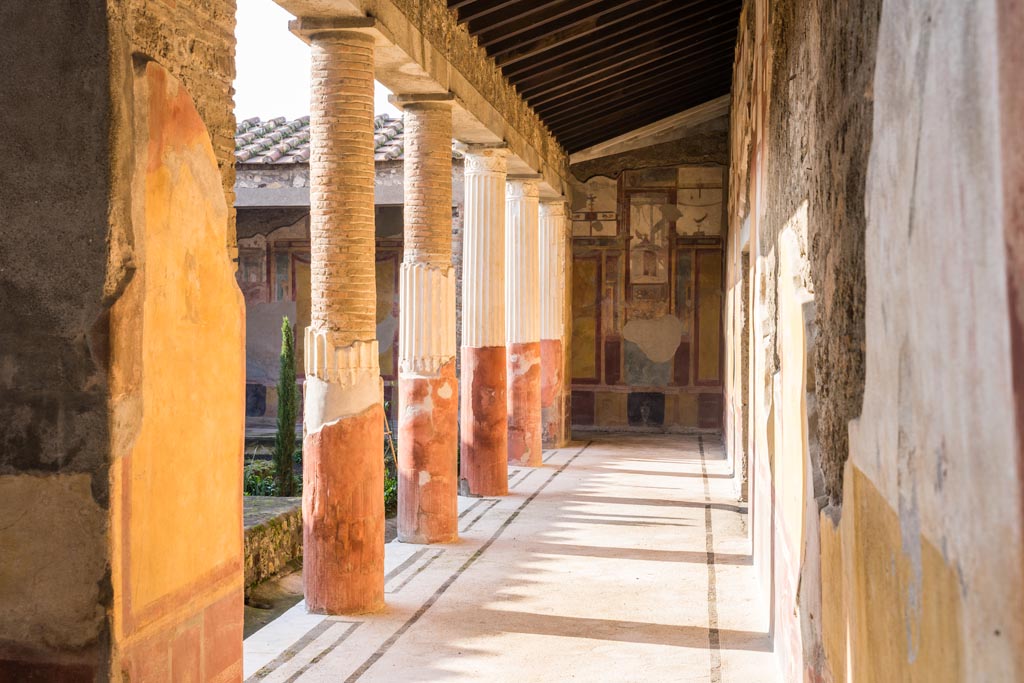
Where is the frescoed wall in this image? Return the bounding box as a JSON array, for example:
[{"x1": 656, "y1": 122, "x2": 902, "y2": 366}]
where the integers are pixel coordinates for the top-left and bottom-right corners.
[
  {"x1": 570, "y1": 161, "x2": 727, "y2": 432},
  {"x1": 238, "y1": 211, "x2": 404, "y2": 422},
  {"x1": 236, "y1": 161, "x2": 464, "y2": 424}
]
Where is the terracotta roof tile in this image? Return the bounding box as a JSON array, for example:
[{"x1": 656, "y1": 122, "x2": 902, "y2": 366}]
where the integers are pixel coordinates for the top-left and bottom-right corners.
[{"x1": 235, "y1": 114, "x2": 411, "y2": 164}]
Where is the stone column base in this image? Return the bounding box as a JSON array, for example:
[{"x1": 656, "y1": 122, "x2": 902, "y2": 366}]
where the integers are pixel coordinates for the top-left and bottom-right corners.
[
  {"x1": 460, "y1": 345, "x2": 509, "y2": 495},
  {"x1": 508, "y1": 341, "x2": 543, "y2": 467},
  {"x1": 397, "y1": 359, "x2": 459, "y2": 544},
  {"x1": 540, "y1": 338, "x2": 566, "y2": 447},
  {"x1": 303, "y1": 402, "x2": 385, "y2": 614}
]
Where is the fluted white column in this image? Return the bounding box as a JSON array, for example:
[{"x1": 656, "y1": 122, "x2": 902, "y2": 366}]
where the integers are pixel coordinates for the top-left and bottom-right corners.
[
  {"x1": 462, "y1": 151, "x2": 509, "y2": 348},
  {"x1": 396, "y1": 100, "x2": 458, "y2": 544},
  {"x1": 538, "y1": 200, "x2": 569, "y2": 447},
  {"x1": 459, "y1": 148, "x2": 510, "y2": 496},
  {"x1": 506, "y1": 179, "x2": 543, "y2": 466},
  {"x1": 506, "y1": 180, "x2": 541, "y2": 345},
  {"x1": 539, "y1": 201, "x2": 568, "y2": 342}
]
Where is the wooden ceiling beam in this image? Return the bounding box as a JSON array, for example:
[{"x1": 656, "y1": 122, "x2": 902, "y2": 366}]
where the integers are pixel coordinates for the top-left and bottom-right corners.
[
  {"x1": 525, "y1": 38, "x2": 736, "y2": 110},
  {"x1": 469, "y1": 0, "x2": 604, "y2": 38},
  {"x1": 503, "y1": 5, "x2": 723, "y2": 82},
  {"x1": 540, "y1": 74, "x2": 733, "y2": 135},
  {"x1": 540, "y1": 65, "x2": 732, "y2": 132},
  {"x1": 488, "y1": 0, "x2": 675, "y2": 60},
  {"x1": 557, "y1": 88, "x2": 730, "y2": 151},
  {"x1": 474, "y1": 0, "x2": 621, "y2": 47},
  {"x1": 454, "y1": 0, "x2": 521, "y2": 24},
  {"x1": 513, "y1": 24, "x2": 736, "y2": 99},
  {"x1": 494, "y1": 0, "x2": 733, "y2": 64}
]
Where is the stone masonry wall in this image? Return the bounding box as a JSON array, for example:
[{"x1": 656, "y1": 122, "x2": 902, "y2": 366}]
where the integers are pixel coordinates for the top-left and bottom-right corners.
[
  {"x1": 0, "y1": 2, "x2": 115, "y2": 676},
  {"x1": 108, "y1": 0, "x2": 238, "y2": 250}
]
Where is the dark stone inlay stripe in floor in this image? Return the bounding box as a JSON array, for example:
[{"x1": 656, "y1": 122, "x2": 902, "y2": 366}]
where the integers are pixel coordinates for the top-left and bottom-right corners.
[
  {"x1": 510, "y1": 468, "x2": 536, "y2": 490},
  {"x1": 282, "y1": 622, "x2": 361, "y2": 683},
  {"x1": 247, "y1": 619, "x2": 360, "y2": 682},
  {"x1": 458, "y1": 498, "x2": 485, "y2": 519},
  {"x1": 344, "y1": 441, "x2": 594, "y2": 683},
  {"x1": 386, "y1": 549, "x2": 445, "y2": 594},
  {"x1": 699, "y1": 435, "x2": 723, "y2": 682},
  {"x1": 460, "y1": 499, "x2": 500, "y2": 533},
  {"x1": 383, "y1": 547, "x2": 428, "y2": 584}
]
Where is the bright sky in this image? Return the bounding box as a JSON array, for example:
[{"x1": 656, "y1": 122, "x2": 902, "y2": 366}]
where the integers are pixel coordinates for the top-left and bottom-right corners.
[{"x1": 233, "y1": 0, "x2": 400, "y2": 120}]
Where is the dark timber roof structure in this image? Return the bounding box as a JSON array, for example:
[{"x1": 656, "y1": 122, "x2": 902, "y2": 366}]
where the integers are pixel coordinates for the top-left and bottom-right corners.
[{"x1": 447, "y1": 0, "x2": 742, "y2": 153}]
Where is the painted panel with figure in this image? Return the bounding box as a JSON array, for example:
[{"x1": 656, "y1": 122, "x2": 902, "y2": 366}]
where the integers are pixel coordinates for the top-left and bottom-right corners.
[{"x1": 570, "y1": 164, "x2": 725, "y2": 431}]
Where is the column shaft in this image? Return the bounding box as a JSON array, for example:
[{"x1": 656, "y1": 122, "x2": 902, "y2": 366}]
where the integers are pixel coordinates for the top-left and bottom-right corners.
[
  {"x1": 460, "y1": 149, "x2": 509, "y2": 495},
  {"x1": 539, "y1": 201, "x2": 569, "y2": 447},
  {"x1": 397, "y1": 102, "x2": 458, "y2": 543},
  {"x1": 303, "y1": 30, "x2": 384, "y2": 615},
  {"x1": 506, "y1": 180, "x2": 543, "y2": 466}
]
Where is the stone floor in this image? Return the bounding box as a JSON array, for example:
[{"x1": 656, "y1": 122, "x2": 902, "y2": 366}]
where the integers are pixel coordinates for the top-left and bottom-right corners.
[{"x1": 244, "y1": 434, "x2": 778, "y2": 682}]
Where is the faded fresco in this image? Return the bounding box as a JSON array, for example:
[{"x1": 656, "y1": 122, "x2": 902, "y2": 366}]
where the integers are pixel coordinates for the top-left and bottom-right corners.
[
  {"x1": 570, "y1": 164, "x2": 725, "y2": 431},
  {"x1": 236, "y1": 214, "x2": 404, "y2": 420},
  {"x1": 571, "y1": 174, "x2": 618, "y2": 237}
]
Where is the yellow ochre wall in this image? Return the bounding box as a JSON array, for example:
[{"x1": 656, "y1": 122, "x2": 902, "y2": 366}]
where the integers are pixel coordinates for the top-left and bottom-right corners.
[{"x1": 108, "y1": 61, "x2": 245, "y2": 681}]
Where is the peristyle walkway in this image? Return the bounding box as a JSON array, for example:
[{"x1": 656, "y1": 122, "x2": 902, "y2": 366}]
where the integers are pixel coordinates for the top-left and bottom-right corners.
[{"x1": 245, "y1": 435, "x2": 778, "y2": 682}]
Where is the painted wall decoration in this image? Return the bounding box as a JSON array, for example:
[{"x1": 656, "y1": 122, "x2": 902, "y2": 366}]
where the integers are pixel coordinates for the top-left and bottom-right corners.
[
  {"x1": 570, "y1": 164, "x2": 726, "y2": 431},
  {"x1": 677, "y1": 188, "x2": 724, "y2": 235},
  {"x1": 571, "y1": 174, "x2": 618, "y2": 237},
  {"x1": 628, "y1": 192, "x2": 674, "y2": 285},
  {"x1": 571, "y1": 256, "x2": 600, "y2": 381},
  {"x1": 236, "y1": 221, "x2": 404, "y2": 418},
  {"x1": 375, "y1": 252, "x2": 399, "y2": 378},
  {"x1": 677, "y1": 166, "x2": 724, "y2": 235}
]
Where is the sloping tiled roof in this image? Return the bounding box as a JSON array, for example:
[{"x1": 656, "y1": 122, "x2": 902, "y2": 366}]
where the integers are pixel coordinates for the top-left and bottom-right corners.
[{"x1": 235, "y1": 114, "x2": 405, "y2": 164}]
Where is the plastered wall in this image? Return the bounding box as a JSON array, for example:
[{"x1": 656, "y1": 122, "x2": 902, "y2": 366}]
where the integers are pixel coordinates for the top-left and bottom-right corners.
[{"x1": 724, "y1": 0, "x2": 1024, "y2": 680}]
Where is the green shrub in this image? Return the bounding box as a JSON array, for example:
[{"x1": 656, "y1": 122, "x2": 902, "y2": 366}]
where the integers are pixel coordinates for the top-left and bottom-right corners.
[
  {"x1": 274, "y1": 317, "x2": 299, "y2": 496},
  {"x1": 384, "y1": 470, "x2": 398, "y2": 515},
  {"x1": 244, "y1": 459, "x2": 277, "y2": 496}
]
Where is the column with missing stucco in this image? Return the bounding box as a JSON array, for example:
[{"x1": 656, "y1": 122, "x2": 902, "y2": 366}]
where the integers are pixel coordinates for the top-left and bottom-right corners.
[
  {"x1": 506, "y1": 179, "x2": 543, "y2": 466},
  {"x1": 302, "y1": 29, "x2": 384, "y2": 614},
  {"x1": 539, "y1": 200, "x2": 569, "y2": 447},
  {"x1": 460, "y1": 148, "x2": 510, "y2": 495},
  {"x1": 397, "y1": 100, "x2": 458, "y2": 543}
]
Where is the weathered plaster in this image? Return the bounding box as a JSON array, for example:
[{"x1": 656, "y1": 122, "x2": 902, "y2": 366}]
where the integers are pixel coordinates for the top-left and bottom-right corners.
[
  {"x1": 725, "y1": 0, "x2": 1024, "y2": 679},
  {"x1": 109, "y1": 60, "x2": 245, "y2": 680}
]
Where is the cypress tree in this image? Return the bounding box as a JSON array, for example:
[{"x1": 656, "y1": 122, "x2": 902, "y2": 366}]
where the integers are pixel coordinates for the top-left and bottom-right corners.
[{"x1": 274, "y1": 317, "x2": 298, "y2": 496}]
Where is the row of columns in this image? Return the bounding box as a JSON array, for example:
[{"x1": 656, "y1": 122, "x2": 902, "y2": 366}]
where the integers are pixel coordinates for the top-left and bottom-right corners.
[{"x1": 301, "y1": 28, "x2": 568, "y2": 614}]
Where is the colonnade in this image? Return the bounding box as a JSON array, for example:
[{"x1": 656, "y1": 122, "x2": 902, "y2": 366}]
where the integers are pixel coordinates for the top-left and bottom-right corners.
[{"x1": 300, "y1": 28, "x2": 569, "y2": 614}]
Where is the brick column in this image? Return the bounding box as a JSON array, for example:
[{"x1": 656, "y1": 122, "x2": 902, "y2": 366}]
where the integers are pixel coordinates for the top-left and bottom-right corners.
[
  {"x1": 539, "y1": 200, "x2": 569, "y2": 447},
  {"x1": 460, "y1": 148, "x2": 510, "y2": 495},
  {"x1": 506, "y1": 179, "x2": 543, "y2": 466},
  {"x1": 302, "y1": 30, "x2": 384, "y2": 614},
  {"x1": 397, "y1": 100, "x2": 458, "y2": 543}
]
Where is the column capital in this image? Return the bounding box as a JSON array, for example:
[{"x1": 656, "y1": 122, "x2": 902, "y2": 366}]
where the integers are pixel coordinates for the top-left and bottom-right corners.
[
  {"x1": 389, "y1": 92, "x2": 455, "y2": 111},
  {"x1": 289, "y1": 16, "x2": 376, "y2": 43},
  {"x1": 506, "y1": 178, "x2": 540, "y2": 199},
  {"x1": 463, "y1": 147, "x2": 509, "y2": 175},
  {"x1": 539, "y1": 200, "x2": 568, "y2": 217}
]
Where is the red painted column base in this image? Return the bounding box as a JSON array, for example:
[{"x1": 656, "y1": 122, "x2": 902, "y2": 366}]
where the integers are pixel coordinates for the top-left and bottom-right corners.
[
  {"x1": 398, "y1": 359, "x2": 459, "y2": 544},
  {"x1": 303, "y1": 402, "x2": 385, "y2": 614},
  {"x1": 508, "y1": 341, "x2": 543, "y2": 467},
  {"x1": 460, "y1": 346, "x2": 508, "y2": 496},
  {"x1": 540, "y1": 338, "x2": 565, "y2": 447}
]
